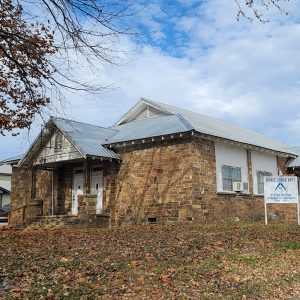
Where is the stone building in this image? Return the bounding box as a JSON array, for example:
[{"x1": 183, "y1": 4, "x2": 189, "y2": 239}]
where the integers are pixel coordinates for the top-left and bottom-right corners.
[{"x1": 9, "y1": 99, "x2": 300, "y2": 226}]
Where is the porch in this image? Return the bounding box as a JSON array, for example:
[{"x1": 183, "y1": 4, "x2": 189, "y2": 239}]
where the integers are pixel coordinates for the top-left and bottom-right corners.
[{"x1": 9, "y1": 157, "x2": 117, "y2": 227}]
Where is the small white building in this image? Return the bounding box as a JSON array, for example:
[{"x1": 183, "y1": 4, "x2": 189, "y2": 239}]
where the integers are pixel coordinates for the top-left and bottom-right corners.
[{"x1": 0, "y1": 156, "x2": 22, "y2": 209}]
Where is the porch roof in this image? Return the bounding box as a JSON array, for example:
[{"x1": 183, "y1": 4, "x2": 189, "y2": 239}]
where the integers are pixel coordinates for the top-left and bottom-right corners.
[
  {"x1": 53, "y1": 117, "x2": 119, "y2": 160},
  {"x1": 19, "y1": 117, "x2": 120, "y2": 167}
]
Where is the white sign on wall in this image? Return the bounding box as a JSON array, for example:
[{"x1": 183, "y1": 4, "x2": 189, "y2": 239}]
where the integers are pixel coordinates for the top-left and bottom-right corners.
[{"x1": 264, "y1": 176, "x2": 299, "y2": 225}]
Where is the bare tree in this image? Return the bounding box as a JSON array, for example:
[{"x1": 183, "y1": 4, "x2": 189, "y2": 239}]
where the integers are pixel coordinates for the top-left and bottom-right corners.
[
  {"x1": 235, "y1": 0, "x2": 290, "y2": 22},
  {"x1": 0, "y1": 0, "x2": 137, "y2": 134}
]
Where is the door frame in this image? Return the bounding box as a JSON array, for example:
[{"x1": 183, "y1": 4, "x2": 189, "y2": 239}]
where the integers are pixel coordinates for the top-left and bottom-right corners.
[
  {"x1": 90, "y1": 166, "x2": 104, "y2": 214},
  {"x1": 72, "y1": 167, "x2": 84, "y2": 215}
]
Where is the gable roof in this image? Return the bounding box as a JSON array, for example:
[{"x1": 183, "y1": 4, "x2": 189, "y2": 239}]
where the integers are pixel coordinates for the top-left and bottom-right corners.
[
  {"x1": 53, "y1": 117, "x2": 119, "y2": 160},
  {"x1": 19, "y1": 98, "x2": 296, "y2": 167},
  {"x1": 19, "y1": 117, "x2": 119, "y2": 166},
  {"x1": 113, "y1": 98, "x2": 295, "y2": 155},
  {"x1": 106, "y1": 114, "x2": 193, "y2": 144}
]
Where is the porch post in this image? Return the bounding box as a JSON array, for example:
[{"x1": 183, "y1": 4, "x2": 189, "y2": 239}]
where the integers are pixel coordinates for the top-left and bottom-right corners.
[{"x1": 84, "y1": 158, "x2": 91, "y2": 195}]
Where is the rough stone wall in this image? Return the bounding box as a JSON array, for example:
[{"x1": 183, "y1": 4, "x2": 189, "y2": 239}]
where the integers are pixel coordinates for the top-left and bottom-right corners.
[
  {"x1": 10, "y1": 167, "x2": 32, "y2": 210},
  {"x1": 104, "y1": 137, "x2": 207, "y2": 226},
  {"x1": 104, "y1": 137, "x2": 294, "y2": 226},
  {"x1": 78, "y1": 194, "x2": 96, "y2": 220},
  {"x1": 78, "y1": 194, "x2": 110, "y2": 227},
  {"x1": 9, "y1": 167, "x2": 52, "y2": 225},
  {"x1": 36, "y1": 170, "x2": 52, "y2": 215}
]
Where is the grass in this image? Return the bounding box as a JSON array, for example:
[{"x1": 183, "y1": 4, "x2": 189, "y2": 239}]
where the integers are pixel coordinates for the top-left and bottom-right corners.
[{"x1": 275, "y1": 240, "x2": 300, "y2": 249}]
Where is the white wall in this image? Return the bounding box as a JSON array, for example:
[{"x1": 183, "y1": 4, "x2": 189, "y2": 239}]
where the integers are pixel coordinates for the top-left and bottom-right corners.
[
  {"x1": 0, "y1": 164, "x2": 12, "y2": 192},
  {"x1": 0, "y1": 164, "x2": 12, "y2": 174},
  {"x1": 34, "y1": 130, "x2": 82, "y2": 165},
  {"x1": 2, "y1": 194, "x2": 10, "y2": 207},
  {"x1": 215, "y1": 143, "x2": 248, "y2": 192},
  {"x1": 251, "y1": 152, "x2": 278, "y2": 194}
]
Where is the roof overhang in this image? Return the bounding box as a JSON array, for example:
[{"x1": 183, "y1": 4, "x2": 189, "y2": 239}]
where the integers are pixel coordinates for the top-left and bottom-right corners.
[
  {"x1": 0, "y1": 187, "x2": 10, "y2": 194},
  {"x1": 104, "y1": 129, "x2": 296, "y2": 158}
]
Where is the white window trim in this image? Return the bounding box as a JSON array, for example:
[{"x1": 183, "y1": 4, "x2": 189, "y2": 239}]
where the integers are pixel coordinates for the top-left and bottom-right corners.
[
  {"x1": 215, "y1": 143, "x2": 248, "y2": 193},
  {"x1": 221, "y1": 165, "x2": 242, "y2": 192},
  {"x1": 256, "y1": 170, "x2": 273, "y2": 195}
]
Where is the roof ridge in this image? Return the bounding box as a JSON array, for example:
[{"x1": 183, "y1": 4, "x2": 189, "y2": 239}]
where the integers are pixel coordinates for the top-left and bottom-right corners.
[
  {"x1": 141, "y1": 98, "x2": 289, "y2": 146},
  {"x1": 51, "y1": 116, "x2": 117, "y2": 132},
  {"x1": 111, "y1": 113, "x2": 178, "y2": 128}
]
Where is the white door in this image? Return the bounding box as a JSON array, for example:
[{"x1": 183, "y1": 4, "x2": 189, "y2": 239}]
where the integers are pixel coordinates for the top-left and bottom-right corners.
[
  {"x1": 90, "y1": 171, "x2": 103, "y2": 214},
  {"x1": 72, "y1": 173, "x2": 83, "y2": 215}
]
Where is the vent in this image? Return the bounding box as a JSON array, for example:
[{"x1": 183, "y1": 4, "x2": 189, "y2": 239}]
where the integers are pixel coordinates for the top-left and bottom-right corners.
[{"x1": 148, "y1": 217, "x2": 157, "y2": 224}]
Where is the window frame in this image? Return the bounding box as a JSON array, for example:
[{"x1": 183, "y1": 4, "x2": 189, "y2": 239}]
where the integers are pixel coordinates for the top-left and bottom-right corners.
[
  {"x1": 221, "y1": 165, "x2": 242, "y2": 191},
  {"x1": 256, "y1": 170, "x2": 272, "y2": 195}
]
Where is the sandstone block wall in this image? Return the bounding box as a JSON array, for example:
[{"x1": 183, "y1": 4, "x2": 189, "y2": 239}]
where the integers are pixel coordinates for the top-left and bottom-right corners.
[
  {"x1": 9, "y1": 167, "x2": 52, "y2": 225},
  {"x1": 103, "y1": 137, "x2": 293, "y2": 226},
  {"x1": 104, "y1": 138, "x2": 207, "y2": 226},
  {"x1": 9, "y1": 136, "x2": 294, "y2": 227},
  {"x1": 78, "y1": 194, "x2": 97, "y2": 219}
]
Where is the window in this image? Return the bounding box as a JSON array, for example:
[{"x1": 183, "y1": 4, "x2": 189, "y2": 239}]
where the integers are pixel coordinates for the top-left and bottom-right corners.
[
  {"x1": 257, "y1": 171, "x2": 272, "y2": 194},
  {"x1": 222, "y1": 165, "x2": 242, "y2": 191},
  {"x1": 54, "y1": 132, "x2": 63, "y2": 150}
]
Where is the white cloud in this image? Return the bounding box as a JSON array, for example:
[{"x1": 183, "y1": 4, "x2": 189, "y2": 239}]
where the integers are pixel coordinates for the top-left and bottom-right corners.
[{"x1": 2, "y1": 0, "x2": 300, "y2": 160}]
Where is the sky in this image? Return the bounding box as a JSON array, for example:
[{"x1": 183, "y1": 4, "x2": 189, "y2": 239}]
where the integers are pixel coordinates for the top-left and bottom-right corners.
[{"x1": 1, "y1": 0, "x2": 300, "y2": 160}]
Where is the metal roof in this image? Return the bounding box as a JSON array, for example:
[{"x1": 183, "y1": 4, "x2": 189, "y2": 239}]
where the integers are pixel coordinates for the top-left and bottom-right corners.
[
  {"x1": 0, "y1": 155, "x2": 23, "y2": 166},
  {"x1": 286, "y1": 147, "x2": 300, "y2": 168},
  {"x1": 106, "y1": 114, "x2": 193, "y2": 144},
  {"x1": 117, "y1": 98, "x2": 295, "y2": 155},
  {"x1": 19, "y1": 98, "x2": 297, "y2": 167},
  {"x1": 0, "y1": 186, "x2": 10, "y2": 194},
  {"x1": 19, "y1": 117, "x2": 119, "y2": 166},
  {"x1": 52, "y1": 117, "x2": 119, "y2": 159}
]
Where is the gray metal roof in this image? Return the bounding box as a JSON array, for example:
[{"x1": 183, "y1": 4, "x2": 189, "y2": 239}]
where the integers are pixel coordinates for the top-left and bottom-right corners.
[
  {"x1": 0, "y1": 186, "x2": 10, "y2": 194},
  {"x1": 106, "y1": 114, "x2": 193, "y2": 144},
  {"x1": 286, "y1": 147, "x2": 300, "y2": 168},
  {"x1": 125, "y1": 98, "x2": 295, "y2": 155},
  {"x1": 19, "y1": 98, "x2": 297, "y2": 167},
  {"x1": 0, "y1": 155, "x2": 23, "y2": 166},
  {"x1": 19, "y1": 117, "x2": 120, "y2": 166},
  {"x1": 53, "y1": 118, "x2": 119, "y2": 160}
]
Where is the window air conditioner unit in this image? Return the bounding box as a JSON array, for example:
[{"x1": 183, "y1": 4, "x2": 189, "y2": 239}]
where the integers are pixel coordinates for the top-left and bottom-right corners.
[{"x1": 233, "y1": 182, "x2": 249, "y2": 192}]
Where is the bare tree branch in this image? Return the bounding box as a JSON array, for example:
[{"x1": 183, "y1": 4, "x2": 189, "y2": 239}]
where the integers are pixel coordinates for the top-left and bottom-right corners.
[
  {"x1": 0, "y1": 0, "x2": 138, "y2": 134},
  {"x1": 235, "y1": 0, "x2": 290, "y2": 23}
]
